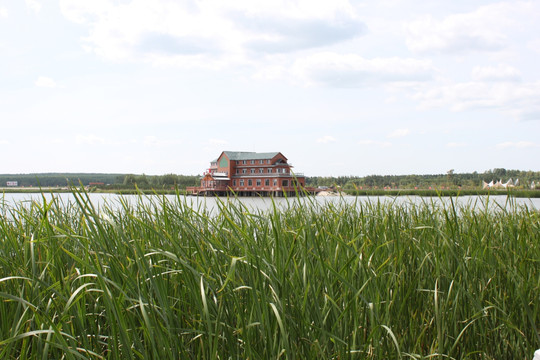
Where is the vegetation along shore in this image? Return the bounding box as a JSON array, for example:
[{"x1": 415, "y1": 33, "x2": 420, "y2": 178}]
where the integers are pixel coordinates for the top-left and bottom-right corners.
[
  {"x1": 1, "y1": 168, "x2": 540, "y2": 197},
  {"x1": 0, "y1": 190, "x2": 538, "y2": 358}
]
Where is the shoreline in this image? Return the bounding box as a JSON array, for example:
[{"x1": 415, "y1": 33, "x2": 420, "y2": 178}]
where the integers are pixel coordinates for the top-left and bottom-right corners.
[{"x1": 1, "y1": 187, "x2": 539, "y2": 198}]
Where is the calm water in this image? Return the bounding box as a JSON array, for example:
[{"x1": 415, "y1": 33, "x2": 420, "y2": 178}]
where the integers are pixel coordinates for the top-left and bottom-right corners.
[{"x1": 1, "y1": 192, "x2": 539, "y2": 214}]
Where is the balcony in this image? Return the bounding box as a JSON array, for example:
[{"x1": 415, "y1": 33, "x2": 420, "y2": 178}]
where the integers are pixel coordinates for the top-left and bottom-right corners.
[
  {"x1": 232, "y1": 172, "x2": 304, "y2": 178},
  {"x1": 234, "y1": 162, "x2": 290, "y2": 168}
]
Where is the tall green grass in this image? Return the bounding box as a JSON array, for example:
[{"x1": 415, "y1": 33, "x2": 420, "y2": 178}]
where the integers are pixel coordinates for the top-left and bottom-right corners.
[{"x1": 0, "y1": 192, "x2": 539, "y2": 359}]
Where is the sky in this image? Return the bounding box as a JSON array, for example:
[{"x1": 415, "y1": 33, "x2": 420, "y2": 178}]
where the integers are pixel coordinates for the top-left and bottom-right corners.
[{"x1": 1, "y1": 0, "x2": 539, "y2": 177}]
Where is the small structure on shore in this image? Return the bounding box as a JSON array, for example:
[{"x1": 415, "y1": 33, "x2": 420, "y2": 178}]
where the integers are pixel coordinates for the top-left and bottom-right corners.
[
  {"x1": 317, "y1": 190, "x2": 340, "y2": 196},
  {"x1": 482, "y1": 178, "x2": 519, "y2": 189}
]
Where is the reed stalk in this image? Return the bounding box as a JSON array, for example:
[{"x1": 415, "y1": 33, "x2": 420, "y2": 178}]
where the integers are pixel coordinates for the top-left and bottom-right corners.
[{"x1": 0, "y1": 190, "x2": 538, "y2": 358}]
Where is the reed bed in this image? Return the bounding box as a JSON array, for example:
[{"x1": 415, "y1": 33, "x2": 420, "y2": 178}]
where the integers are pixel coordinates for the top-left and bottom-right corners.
[{"x1": 0, "y1": 192, "x2": 539, "y2": 359}]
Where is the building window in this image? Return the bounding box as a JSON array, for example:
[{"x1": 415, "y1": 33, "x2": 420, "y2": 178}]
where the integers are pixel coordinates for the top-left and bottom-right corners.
[
  {"x1": 242, "y1": 169, "x2": 246, "y2": 174},
  {"x1": 250, "y1": 169, "x2": 255, "y2": 174},
  {"x1": 265, "y1": 179, "x2": 270, "y2": 186},
  {"x1": 267, "y1": 160, "x2": 271, "y2": 164},
  {"x1": 282, "y1": 180, "x2": 289, "y2": 187},
  {"x1": 256, "y1": 179, "x2": 261, "y2": 186},
  {"x1": 268, "y1": 169, "x2": 272, "y2": 173},
  {"x1": 273, "y1": 179, "x2": 277, "y2": 186},
  {"x1": 240, "y1": 180, "x2": 244, "y2": 186},
  {"x1": 248, "y1": 179, "x2": 253, "y2": 186},
  {"x1": 260, "y1": 160, "x2": 264, "y2": 164},
  {"x1": 233, "y1": 180, "x2": 237, "y2": 186},
  {"x1": 251, "y1": 160, "x2": 255, "y2": 164},
  {"x1": 236, "y1": 169, "x2": 239, "y2": 174},
  {"x1": 242, "y1": 160, "x2": 246, "y2": 164},
  {"x1": 259, "y1": 168, "x2": 264, "y2": 173}
]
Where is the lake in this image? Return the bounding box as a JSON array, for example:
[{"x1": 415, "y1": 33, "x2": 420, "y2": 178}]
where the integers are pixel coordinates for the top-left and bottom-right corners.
[{"x1": 1, "y1": 192, "x2": 539, "y2": 214}]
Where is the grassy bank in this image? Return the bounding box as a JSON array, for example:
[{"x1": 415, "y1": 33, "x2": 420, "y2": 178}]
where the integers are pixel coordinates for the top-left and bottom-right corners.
[
  {"x1": 343, "y1": 188, "x2": 540, "y2": 198},
  {"x1": 0, "y1": 192, "x2": 539, "y2": 358},
  {"x1": 0, "y1": 187, "x2": 188, "y2": 195},
  {"x1": 93, "y1": 188, "x2": 190, "y2": 196},
  {"x1": 4, "y1": 187, "x2": 540, "y2": 199},
  {"x1": 0, "y1": 187, "x2": 74, "y2": 194}
]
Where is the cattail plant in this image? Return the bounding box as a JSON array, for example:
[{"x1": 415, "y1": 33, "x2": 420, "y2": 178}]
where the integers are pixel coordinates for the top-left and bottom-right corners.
[{"x1": 0, "y1": 190, "x2": 538, "y2": 359}]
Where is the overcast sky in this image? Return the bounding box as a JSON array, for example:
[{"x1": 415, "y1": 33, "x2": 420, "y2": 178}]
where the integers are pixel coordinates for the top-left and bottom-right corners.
[{"x1": 1, "y1": 0, "x2": 539, "y2": 176}]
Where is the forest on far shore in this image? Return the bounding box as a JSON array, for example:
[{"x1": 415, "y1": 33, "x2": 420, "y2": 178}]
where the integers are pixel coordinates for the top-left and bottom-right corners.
[
  {"x1": 307, "y1": 168, "x2": 540, "y2": 190},
  {"x1": 0, "y1": 168, "x2": 539, "y2": 190}
]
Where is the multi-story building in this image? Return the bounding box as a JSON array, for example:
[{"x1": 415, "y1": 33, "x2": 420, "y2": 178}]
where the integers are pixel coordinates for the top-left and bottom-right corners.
[{"x1": 188, "y1": 151, "x2": 309, "y2": 196}]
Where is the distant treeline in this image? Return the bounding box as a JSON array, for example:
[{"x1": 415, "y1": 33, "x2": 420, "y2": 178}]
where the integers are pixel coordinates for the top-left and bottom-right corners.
[
  {"x1": 305, "y1": 168, "x2": 540, "y2": 190},
  {"x1": 1, "y1": 168, "x2": 539, "y2": 190},
  {"x1": 117, "y1": 174, "x2": 200, "y2": 189},
  {"x1": 0, "y1": 173, "x2": 200, "y2": 189},
  {"x1": 0, "y1": 173, "x2": 125, "y2": 187}
]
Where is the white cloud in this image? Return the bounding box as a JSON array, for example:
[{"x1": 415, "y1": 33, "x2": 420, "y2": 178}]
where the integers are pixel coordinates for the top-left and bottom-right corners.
[
  {"x1": 76, "y1": 134, "x2": 106, "y2": 145},
  {"x1": 234, "y1": 8, "x2": 365, "y2": 53},
  {"x1": 317, "y1": 135, "x2": 336, "y2": 143},
  {"x1": 35, "y1": 76, "x2": 57, "y2": 88},
  {"x1": 496, "y1": 141, "x2": 540, "y2": 149},
  {"x1": 59, "y1": 0, "x2": 364, "y2": 66},
  {"x1": 0, "y1": 139, "x2": 9, "y2": 145},
  {"x1": 387, "y1": 128, "x2": 410, "y2": 138},
  {"x1": 358, "y1": 140, "x2": 392, "y2": 147},
  {"x1": 406, "y1": 2, "x2": 540, "y2": 122},
  {"x1": 25, "y1": 0, "x2": 42, "y2": 13},
  {"x1": 413, "y1": 81, "x2": 540, "y2": 120},
  {"x1": 446, "y1": 142, "x2": 466, "y2": 148},
  {"x1": 61, "y1": 0, "x2": 227, "y2": 63},
  {"x1": 30, "y1": 138, "x2": 67, "y2": 146},
  {"x1": 528, "y1": 39, "x2": 540, "y2": 54},
  {"x1": 143, "y1": 136, "x2": 160, "y2": 147},
  {"x1": 0, "y1": 7, "x2": 8, "y2": 18},
  {"x1": 405, "y1": 2, "x2": 537, "y2": 54},
  {"x1": 471, "y1": 64, "x2": 521, "y2": 82},
  {"x1": 143, "y1": 136, "x2": 182, "y2": 147},
  {"x1": 201, "y1": 138, "x2": 230, "y2": 155},
  {"x1": 289, "y1": 53, "x2": 434, "y2": 87},
  {"x1": 207, "y1": 138, "x2": 229, "y2": 146}
]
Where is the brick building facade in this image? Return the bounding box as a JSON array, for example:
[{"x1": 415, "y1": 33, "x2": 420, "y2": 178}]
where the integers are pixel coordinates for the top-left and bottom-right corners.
[{"x1": 188, "y1": 151, "x2": 309, "y2": 196}]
